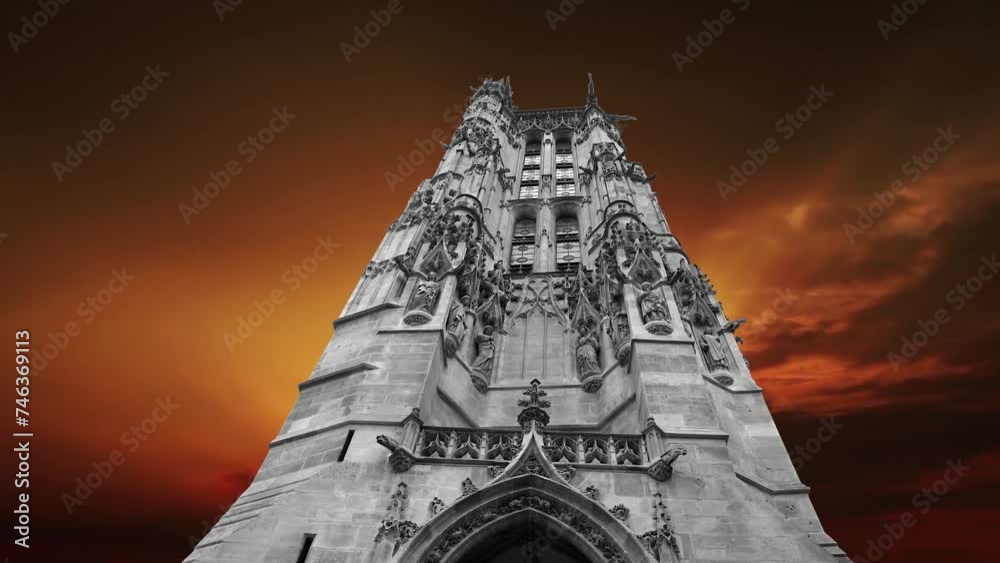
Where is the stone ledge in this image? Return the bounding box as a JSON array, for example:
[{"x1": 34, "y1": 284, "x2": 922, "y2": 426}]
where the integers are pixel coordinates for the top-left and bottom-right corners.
[
  {"x1": 735, "y1": 469, "x2": 810, "y2": 495},
  {"x1": 661, "y1": 427, "x2": 730, "y2": 442},
  {"x1": 702, "y1": 373, "x2": 763, "y2": 394},
  {"x1": 299, "y1": 362, "x2": 379, "y2": 390},
  {"x1": 333, "y1": 301, "x2": 402, "y2": 328},
  {"x1": 270, "y1": 414, "x2": 406, "y2": 448}
]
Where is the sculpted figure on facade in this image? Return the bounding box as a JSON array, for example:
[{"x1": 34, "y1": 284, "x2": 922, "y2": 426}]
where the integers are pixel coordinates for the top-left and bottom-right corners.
[
  {"x1": 470, "y1": 325, "x2": 495, "y2": 392},
  {"x1": 478, "y1": 260, "x2": 510, "y2": 331},
  {"x1": 576, "y1": 324, "x2": 601, "y2": 380},
  {"x1": 637, "y1": 283, "x2": 667, "y2": 323},
  {"x1": 700, "y1": 332, "x2": 730, "y2": 371},
  {"x1": 403, "y1": 280, "x2": 441, "y2": 326},
  {"x1": 444, "y1": 295, "x2": 468, "y2": 357}
]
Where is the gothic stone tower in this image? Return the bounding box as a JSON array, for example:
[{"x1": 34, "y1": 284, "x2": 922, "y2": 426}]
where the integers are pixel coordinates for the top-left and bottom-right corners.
[{"x1": 187, "y1": 77, "x2": 847, "y2": 563}]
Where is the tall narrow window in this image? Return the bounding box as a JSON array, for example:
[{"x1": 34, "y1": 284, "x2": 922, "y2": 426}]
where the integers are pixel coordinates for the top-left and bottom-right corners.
[
  {"x1": 554, "y1": 139, "x2": 575, "y2": 197},
  {"x1": 519, "y1": 142, "x2": 541, "y2": 199},
  {"x1": 296, "y1": 534, "x2": 315, "y2": 563},
  {"x1": 510, "y1": 219, "x2": 536, "y2": 275},
  {"x1": 555, "y1": 217, "x2": 581, "y2": 273},
  {"x1": 337, "y1": 429, "x2": 355, "y2": 462}
]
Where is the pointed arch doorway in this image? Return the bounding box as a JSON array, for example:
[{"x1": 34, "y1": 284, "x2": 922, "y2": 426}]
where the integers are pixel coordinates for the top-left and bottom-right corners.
[{"x1": 454, "y1": 509, "x2": 595, "y2": 563}]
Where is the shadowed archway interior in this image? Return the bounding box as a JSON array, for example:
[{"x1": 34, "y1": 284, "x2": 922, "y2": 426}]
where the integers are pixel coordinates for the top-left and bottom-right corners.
[{"x1": 455, "y1": 511, "x2": 591, "y2": 563}]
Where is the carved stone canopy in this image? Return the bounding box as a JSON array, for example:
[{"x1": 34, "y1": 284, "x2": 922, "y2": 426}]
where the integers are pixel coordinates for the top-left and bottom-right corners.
[
  {"x1": 628, "y1": 248, "x2": 664, "y2": 286},
  {"x1": 416, "y1": 240, "x2": 457, "y2": 282}
]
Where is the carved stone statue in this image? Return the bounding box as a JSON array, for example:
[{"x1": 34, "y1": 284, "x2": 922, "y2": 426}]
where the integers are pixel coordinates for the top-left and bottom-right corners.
[
  {"x1": 700, "y1": 332, "x2": 729, "y2": 371},
  {"x1": 576, "y1": 325, "x2": 601, "y2": 379},
  {"x1": 411, "y1": 281, "x2": 440, "y2": 314},
  {"x1": 444, "y1": 295, "x2": 468, "y2": 358},
  {"x1": 471, "y1": 326, "x2": 496, "y2": 377},
  {"x1": 479, "y1": 261, "x2": 509, "y2": 330},
  {"x1": 637, "y1": 282, "x2": 668, "y2": 323},
  {"x1": 452, "y1": 296, "x2": 469, "y2": 332}
]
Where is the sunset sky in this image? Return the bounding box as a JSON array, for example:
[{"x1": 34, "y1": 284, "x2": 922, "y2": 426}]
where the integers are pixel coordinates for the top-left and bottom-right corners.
[{"x1": 3, "y1": 1, "x2": 999, "y2": 561}]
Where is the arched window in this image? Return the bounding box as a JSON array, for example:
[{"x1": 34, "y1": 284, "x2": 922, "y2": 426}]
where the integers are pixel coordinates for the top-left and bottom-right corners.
[
  {"x1": 555, "y1": 216, "x2": 581, "y2": 273},
  {"x1": 510, "y1": 218, "x2": 536, "y2": 275},
  {"x1": 519, "y1": 140, "x2": 541, "y2": 199}
]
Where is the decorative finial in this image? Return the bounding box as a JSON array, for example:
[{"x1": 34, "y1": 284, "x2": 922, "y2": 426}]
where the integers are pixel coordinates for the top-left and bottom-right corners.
[{"x1": 516, "y1": 378, "x2": 551, "y2": 431}]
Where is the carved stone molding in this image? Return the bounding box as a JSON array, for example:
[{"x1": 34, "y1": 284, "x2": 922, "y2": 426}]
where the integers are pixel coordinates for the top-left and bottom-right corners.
[
  {"x1": 374, "y1": 482, "x2": 418, "y2": 548},
  {"x1": 610, "y1": 504, "x2": 630, "y2": 522},
  {"x1": 638, "y1": 493, "x2": 681, "y2": 561}
]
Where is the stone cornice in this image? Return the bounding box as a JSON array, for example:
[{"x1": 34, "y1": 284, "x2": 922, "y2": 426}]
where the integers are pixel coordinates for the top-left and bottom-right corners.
[
  {"x1": 299, "y1": 361, "x2": 378, "y2": 391},
  {"x1": 734, "y1": 470, "x2": 811, "y2": 495}
]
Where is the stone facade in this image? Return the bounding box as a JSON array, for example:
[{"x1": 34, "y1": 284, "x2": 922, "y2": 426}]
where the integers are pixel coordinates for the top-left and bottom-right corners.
[{"x1": 186, "y1": 77, "x2": 847, "y2": 562}]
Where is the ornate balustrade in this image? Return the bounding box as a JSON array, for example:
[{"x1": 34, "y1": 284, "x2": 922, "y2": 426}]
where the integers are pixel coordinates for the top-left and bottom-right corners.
[
  {"x1": 378, "y1": 381, "x2": 686, "y2": 481},
  {"x1": 415, "y1": 426, "x2": 649, "y2": 471}
]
